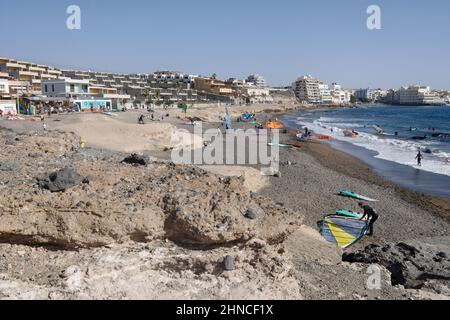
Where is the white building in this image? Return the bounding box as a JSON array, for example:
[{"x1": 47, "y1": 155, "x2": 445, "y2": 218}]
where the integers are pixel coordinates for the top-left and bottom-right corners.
[
  {"x1": 246, "y1": 74, "x2": 266, "y2": 87},
  {"x1": 319, "y1": 83, "x2": 333, "y2": 105},
  {"x1": 42, "y1": 78, "x2": 90, "y2": 97},
  {"x1": 398, "y1": 86, "x2": 444, "y2": 105},
  {"x1": 0, "y1": 78, "x2": 9, "y2": 95},
  {"x1": 330, "y1": 83, "x2": 341, "y2": 91},
  {"x1": 331, "y1": 90, "x2": 351, "y2": 105},
  {"x1": 243, "y1": 86, "x2": 272, "y2": 104},
  {"x1": 355, "y1": 88, "x2": 374, "y2": 102},
  {"x1": 152, "y1": 71, "x2": 197, "y2": 86}
]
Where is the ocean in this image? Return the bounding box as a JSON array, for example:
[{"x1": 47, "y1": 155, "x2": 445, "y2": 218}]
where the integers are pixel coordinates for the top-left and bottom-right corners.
[{"x1": 281, "y1": 105, "x2": 450, "y2": 197}]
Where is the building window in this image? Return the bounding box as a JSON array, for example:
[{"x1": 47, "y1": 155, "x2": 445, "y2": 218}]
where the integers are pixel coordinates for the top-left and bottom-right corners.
[
  {"x1": 70, "y1": 84, "x2": 75, "y2": 93},
  {"x1": 82, "y1": 85, "x2": 88, "y2": 92},
  {"x1": 45, "y1": 85, "x2": 48, "y2": 92},
  {"x1": 52, "y1": 84, "x2": 55, "y2": 92}
]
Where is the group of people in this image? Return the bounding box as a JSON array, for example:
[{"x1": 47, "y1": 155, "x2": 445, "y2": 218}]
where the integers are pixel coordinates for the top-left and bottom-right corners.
[{"x1": 138, "y1": 113, "x2": 165, "y2": 125}]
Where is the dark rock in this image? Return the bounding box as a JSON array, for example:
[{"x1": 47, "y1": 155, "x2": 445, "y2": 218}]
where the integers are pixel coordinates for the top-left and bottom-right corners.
[
  {"x1": 343, "y1": 239, "x2": 450, "y2": 289},
  {"x1": 437, "y1": 252, "x2": 448, "y2": 259},
  {"x1": 244, "y1": 209, "x2": 258, "y2": 220},
  {"x1": 122, "y1": 154, "x2": 149, "y2": 166},
  {"x1": 223, "y1": 255, "x2": 235, "y2": 271},
  {"x1": 38, "y1": 166, "x2": 84, "y2": 192}
]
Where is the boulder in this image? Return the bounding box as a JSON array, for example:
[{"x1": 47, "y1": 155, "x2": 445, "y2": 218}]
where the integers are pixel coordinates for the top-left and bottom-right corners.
[
  {"x1": 343, "y1": 240, "x2": 450, "y2": 289},
  {"x1": 38, "y1": 167, "x2": 84, "y2": 192},
  {"x1": 122, "y1": 154, "x2": 149, "y2": 166}
]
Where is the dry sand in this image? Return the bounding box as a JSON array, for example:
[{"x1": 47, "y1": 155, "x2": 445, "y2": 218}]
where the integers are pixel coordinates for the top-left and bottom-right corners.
[
  {"x1": 50, "y1": 113, "x2": 203, "y2": 153},
  {"x1": 200, "y1": 165, "x2": 269, "y2": 193}
]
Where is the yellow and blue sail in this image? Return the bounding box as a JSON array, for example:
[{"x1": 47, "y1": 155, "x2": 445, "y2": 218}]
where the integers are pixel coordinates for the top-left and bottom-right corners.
[{"x1": 320, "y1": 215, "x2": 369, "y2": 248}]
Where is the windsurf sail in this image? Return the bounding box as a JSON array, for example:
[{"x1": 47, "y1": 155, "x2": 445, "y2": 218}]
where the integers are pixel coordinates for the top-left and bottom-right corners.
[
  {"x1": 320, "y1": 215, "x2": 369, "y2": 248},
  {"x1": 372, "y1": 125, "x2": 384, "y2": 135},
  {"x1": 225, "y1": 108, "x2": 232, "y2": 130},
  {"x1": 339, "y1": 190, "x2": 379, "y2": 202}
]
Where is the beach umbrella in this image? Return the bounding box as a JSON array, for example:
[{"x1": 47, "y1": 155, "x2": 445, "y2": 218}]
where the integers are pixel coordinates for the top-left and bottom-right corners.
[{"x1": 265, "y1": 121, "x2": 284, "y2": 129}]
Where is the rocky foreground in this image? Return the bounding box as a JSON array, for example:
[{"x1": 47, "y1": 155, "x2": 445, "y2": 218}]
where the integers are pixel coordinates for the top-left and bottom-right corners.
[{"x1": 0, "y1": 127, "x2": 448, "y2": 300}]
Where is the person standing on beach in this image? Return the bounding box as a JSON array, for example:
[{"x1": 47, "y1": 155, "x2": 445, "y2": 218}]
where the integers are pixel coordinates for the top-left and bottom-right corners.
[
  {"x1": 416, "y1": 151, "x2": 424, "y2": 166},
  {"x1": 359, "y1": 203, "x2": 378, "y2": 236}
]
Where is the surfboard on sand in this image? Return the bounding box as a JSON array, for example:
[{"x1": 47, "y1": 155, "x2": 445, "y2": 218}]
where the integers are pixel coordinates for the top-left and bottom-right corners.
[
  {"x1": 268, "y1": 143, "x2": 293, "y2": 148},
  {"x1": 335, "y1": 209, "x2": 365, "y2": 219},
  {"x1": 339, "y1": 189, "x2": 379, "y2": 202}
]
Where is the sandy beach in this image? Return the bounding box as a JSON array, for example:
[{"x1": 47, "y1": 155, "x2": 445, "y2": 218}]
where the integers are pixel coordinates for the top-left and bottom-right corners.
[{"x1": 0, "y1": 105, "x2": 449, "y2": 300}]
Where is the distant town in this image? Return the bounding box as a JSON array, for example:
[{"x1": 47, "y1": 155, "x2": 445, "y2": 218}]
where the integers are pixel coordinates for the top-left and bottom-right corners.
[{"x1": 0, "y1": 56, "x2": 449, "y2": 115}]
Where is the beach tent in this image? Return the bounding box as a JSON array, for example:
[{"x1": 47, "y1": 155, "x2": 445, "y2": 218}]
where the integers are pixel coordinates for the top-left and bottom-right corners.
[
  {"x1": 265, "y1": 121, "x2": 284, "y2": 129},
  {"x1": 320, "y1": 215, "x2": 369, "y2": 248},
  {"x1": 240, "y1": 113, "x2": 256, "y2": 122}
]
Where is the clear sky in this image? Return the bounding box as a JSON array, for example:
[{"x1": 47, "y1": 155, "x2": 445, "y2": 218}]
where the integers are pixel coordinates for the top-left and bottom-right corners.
[{"x1": 1, "y1": 0, "x2": 449, "y2": 89}]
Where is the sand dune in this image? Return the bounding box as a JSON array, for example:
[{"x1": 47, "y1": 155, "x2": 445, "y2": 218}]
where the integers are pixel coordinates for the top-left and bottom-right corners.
[{"x1": 53, "y1": 114, "x2": 203, "y2": 153}]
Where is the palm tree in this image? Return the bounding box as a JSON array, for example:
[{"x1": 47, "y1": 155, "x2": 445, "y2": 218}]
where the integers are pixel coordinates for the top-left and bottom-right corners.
[
  {"x1": 155, "y1": 88, "x2": 161, "y2": 105},
  {"x1": 174, "y1": 80, "x2": 184, "y2": 104},
  {"x1": 211, "y1": 73, "x2": 217, "y2": 80}
]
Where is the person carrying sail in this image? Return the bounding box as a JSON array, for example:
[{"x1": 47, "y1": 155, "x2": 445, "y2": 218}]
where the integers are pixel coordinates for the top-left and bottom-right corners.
[{"x1": 358, "y1": 203, "x2": 378, "y2": 236}]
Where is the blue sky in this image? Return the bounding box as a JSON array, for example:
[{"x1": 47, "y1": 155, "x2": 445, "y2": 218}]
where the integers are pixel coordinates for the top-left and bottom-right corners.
[{"x1": 1, "y1": 0, "x2": 449, "y2": 88}]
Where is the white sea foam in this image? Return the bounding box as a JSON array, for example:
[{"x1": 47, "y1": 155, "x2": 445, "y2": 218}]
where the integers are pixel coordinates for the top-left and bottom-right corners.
[{"x1": 296, "y1": 119, "x2": 450, "y2": 177}]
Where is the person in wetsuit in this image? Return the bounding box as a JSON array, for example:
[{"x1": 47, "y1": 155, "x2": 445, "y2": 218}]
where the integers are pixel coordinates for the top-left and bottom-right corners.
[
  {"x1": 415, "y1": 151, "x2": 424, "y2": 166},
  {"x1": 359, "y1": 203, "x2": 379, "y2": 236}
]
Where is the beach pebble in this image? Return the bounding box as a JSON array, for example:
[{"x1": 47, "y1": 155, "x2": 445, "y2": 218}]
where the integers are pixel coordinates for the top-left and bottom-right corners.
[
  {"x1": 223, "y1": 255, "x2": 235, "y2": 271},
  {"x1": 244, "y1": 209, "x2": 258, "y2": 220}
]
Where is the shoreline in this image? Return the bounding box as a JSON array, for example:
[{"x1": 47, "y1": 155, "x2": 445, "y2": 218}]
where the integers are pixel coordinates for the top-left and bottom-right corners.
[
  {"x1": 279, "y1": 106, "x2": 450, "y2": 198},
  {"x1": 291, "y1": 139, "x2": 450, "y2": 223}
]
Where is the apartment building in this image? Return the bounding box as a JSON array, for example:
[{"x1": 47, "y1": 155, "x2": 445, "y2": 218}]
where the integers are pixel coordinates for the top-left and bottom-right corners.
[
  {"x1": 319, "y1": 83, "x2": 333, "y2": 105},
  {"x1": 194, "y1": 77, "x2": 235, "y2": 96},
  {"x1": 42, "y1": 78, "x2": 131, "y2": 105},
  {"x1": 398, "y1": 86, "x2": 444, "y2": 105},
  {"x1": 42, "y1": 78, "x2": 90, "y2": 97},
  {"x1": 292, "y1": 75, "x2": 322, "y2": 104},
  {"x1": 331, "y1": 90, "x2": 350, "y2": 105},
  {"x1": 382, "y1": 86, "x2": 444, "y2": 105},
  {"x1": 151, "y1": 71, "x2": 197, "y2": 87},
  {"x1": 242, "y1": 86, "x2": 273, "y2": 104},
  {"x1": 0, "y1": 57, "x2": 63, "y2": 95},
  {"x1": 355, "y1": 88, "x2": 375, "y2": 102},
  {"x1": 0, "y1": 78, "x2": 9, "y2": 96},
  {"x1": 62, "y1": 69, "x2": 198, "y2": 103},
  {"x1": 246, "y1": 74, "x2": 267, "y2": 88}
]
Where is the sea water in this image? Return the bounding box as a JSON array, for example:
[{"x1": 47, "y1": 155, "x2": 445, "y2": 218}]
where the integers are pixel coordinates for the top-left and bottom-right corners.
[{"x1": 282, "y1": 105, "x2": 450, "y2": 196}]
